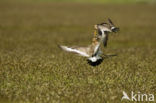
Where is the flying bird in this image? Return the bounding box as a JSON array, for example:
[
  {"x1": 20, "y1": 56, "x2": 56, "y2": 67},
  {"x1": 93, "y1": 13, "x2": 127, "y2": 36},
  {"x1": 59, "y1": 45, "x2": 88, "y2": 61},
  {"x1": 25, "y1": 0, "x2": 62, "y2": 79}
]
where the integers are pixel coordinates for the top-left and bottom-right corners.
[{"x1": 59, "y1": 19, "x2": 119, "y2": 65}]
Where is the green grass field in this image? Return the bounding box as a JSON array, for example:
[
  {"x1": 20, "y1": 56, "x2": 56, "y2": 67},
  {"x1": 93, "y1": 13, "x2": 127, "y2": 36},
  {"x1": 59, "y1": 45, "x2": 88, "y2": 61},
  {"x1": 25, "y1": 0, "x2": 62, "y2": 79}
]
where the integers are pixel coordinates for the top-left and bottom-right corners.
[
  {"x1": 3, "y1": 0, "x2": 156, "y2": 4},
  {"x1": 0, "y1": 1, "x2": 156, "y2": 103}
]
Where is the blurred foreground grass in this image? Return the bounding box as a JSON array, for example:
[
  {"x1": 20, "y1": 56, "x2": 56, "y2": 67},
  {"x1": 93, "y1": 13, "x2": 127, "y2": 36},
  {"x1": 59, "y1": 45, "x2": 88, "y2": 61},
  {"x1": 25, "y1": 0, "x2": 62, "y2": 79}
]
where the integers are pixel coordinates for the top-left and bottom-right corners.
[{"x1": 0, "y1": 1, "x2": 156, "y2": 103}]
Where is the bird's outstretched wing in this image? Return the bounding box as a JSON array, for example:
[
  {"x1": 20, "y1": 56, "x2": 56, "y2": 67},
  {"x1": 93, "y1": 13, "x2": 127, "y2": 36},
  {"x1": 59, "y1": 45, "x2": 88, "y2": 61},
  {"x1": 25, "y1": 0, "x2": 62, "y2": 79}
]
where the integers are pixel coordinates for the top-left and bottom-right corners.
[
  {"x1": 103, "y1": 34, "x2": 108, "y2": 47},
  {"x1": 59, "y1": 45, "x2": 90, "y2": 57}
]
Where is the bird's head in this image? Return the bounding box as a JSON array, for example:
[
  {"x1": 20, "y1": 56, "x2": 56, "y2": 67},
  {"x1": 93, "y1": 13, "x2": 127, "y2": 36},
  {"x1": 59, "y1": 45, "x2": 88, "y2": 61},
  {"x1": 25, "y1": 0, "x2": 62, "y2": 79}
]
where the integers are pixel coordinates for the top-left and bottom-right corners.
[
  {"x1": 94, "y1": 18, "x2": 119, "y2": 36},
  {"x1": 93, "y1": 18, "x2": 119, "y2": 47}
]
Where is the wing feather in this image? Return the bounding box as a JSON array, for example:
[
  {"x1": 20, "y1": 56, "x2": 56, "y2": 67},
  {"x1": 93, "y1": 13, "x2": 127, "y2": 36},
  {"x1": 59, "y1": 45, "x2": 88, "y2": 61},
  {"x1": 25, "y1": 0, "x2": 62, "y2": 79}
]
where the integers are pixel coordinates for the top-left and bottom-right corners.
[
  {"x1": 103, "y1": 34, "x2": 108, "y2": 47},
  {"x1": 59, "y1": 45, "x2": 90, "y2": 57}
]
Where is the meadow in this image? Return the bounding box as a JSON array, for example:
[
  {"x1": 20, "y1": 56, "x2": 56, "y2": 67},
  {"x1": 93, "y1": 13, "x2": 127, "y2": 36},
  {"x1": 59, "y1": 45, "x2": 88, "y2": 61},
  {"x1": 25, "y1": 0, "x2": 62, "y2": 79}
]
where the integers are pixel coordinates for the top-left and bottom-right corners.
[{"x1": 0, "y1": 0, "x2": 156, "y2": 103}]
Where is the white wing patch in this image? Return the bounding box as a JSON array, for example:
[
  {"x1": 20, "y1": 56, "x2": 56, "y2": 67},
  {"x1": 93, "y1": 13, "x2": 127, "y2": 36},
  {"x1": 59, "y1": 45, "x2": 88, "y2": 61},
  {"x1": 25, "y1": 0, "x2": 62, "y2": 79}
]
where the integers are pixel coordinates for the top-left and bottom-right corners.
[{"x1": 60, "y1": 46, "x2": 90, "y2": 57}]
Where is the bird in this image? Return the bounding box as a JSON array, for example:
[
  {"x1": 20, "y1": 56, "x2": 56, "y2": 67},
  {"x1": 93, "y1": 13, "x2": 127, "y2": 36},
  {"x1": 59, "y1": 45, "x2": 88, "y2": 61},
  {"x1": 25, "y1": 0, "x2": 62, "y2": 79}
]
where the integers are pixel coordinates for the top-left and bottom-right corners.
[
  {"x1": 59, "y1": 19, "x2": 119, "y2": 65},
  {"x1": 96, "y1": 18, "x2": 119, "y2": 48},
  {"x1": 59, "y1": 31, "x2": 103, "y2": 63}
]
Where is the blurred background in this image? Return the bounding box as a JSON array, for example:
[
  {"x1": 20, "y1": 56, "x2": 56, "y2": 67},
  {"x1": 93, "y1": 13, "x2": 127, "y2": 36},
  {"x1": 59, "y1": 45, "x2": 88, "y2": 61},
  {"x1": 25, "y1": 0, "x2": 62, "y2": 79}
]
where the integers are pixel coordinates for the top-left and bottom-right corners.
[{"x1": 0, "y1": 0, "x2": 156, "y2": 103}]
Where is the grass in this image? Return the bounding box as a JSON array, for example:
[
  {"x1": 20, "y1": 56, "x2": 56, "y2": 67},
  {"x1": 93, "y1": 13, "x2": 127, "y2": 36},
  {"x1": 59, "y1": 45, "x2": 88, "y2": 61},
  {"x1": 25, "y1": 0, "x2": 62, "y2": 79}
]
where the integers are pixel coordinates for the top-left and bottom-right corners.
[
  {"x1": 0, "y1": 1, "x2": 156, "y2": 103},
  {"x1": 2, "y1": 0, "x2": 156, "y2": 4}
]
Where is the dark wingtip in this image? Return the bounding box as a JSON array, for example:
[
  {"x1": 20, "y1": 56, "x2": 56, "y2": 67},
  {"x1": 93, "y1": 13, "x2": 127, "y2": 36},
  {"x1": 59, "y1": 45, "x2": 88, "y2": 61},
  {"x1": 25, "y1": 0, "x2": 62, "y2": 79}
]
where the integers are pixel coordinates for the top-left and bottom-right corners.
[
  {"x1": 57, "y1": 44, "x2": 62, "y2": 49},
  {"x1": 104, "y1": 43, "x2": 107, "y2": 47},
  {"x1": 108, "y1": 18, "x2": 114, "y2": 25},
  {"x1": 103, "y1": 40, "x2": 107, "y2": 47}
]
